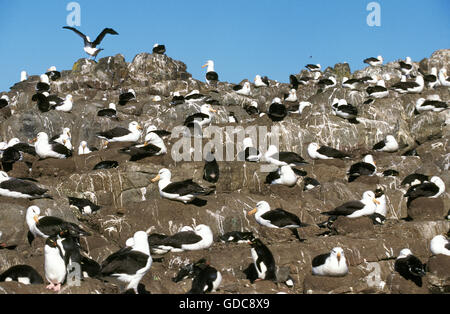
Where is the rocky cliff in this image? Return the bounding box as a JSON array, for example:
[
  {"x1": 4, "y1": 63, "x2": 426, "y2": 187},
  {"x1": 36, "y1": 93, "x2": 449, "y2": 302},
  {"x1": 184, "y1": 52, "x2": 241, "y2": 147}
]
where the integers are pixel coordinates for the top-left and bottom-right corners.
[{"x1": 0, "y1": 49, "x2": 449, "y2": 294}]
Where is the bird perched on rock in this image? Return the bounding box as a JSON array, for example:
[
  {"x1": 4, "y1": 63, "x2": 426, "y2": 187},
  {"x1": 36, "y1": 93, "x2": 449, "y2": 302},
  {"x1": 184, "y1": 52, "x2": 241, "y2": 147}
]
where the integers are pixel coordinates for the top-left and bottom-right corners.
[
  {"x1": 96, "y1": 121, "x2": 142, "y2": 146},
  {"x1": 44, "y1": 236, "x2": 68, "y2": 292},
  {"x1": 0, "y1": 171, "x2": 52, "y2": 199},
  {"x1": 97, "y1": 103, "x2": 117, "y2": 118},
  {"x1": 68, "y1": 196, "x2": 101, "y2": 215},
  {"x1": 364, "y1": 55, "x2": 383, "y2": 66},
  {"x1": 0, "y1": 265, "x2": 44, "y2": 285},
  {"x1": 26, "y1": 205, "x2": 90, "y2": 244},
  {"x1": 233, "y1": 82, "x2": 251, "y2": 96},
  {"x1": 32, "y1": 132, "x2": 72, "y2": 159},
  {"x1": 307, "y1": 142, "x2": 351, "y2": 160},
  {"x1": 172, "y1": 258, "x2": 222, "y2": 294},
  {"x1": 151, "y1": 168, "x2": 214, "y2": 204},
  {"x1": 372, "y1": 135, "x2": 399, "y2": 152},
  {"x1": 404, "y1": 176, "x2": 445, "y2": 207},
  {"x1": 202, "y1": 60, "x2": 219, "y2": 86},
  {"x1": 331, "y1": 98, "x2": 358, "y2": 124},
  {"x1": 149, "y1": 224, "x2": 214, "y2": 254},
  {"x1": 118, "y1": 89, "x2": 136, "y2": 106},
  {"x1": 254, "y1": 75, "x2": 269, "y2": 87},
  {"x1": 347, "y1": 154, "x2": 376, "y2": 182},
  {"x1": 394, "y1": 248, "x2": 427, "y2": 287},
  {"x1": 312, "y1": 247, "x2": 348, "y2": 276},
  {"x1": 430, "y1": 235, "x2": 450, "y2": 256},
  {"x1": 322, "y1": 191, "x2": 379, "y2": 218},
  {"x1": 264, "y1": 145, "x2": 308, "y2": 167},
  {"x1": 264, "y1": 165, "x2": 306, "y2": 187},
  {"x1": 63, "y1": 26, "x2": 119, "y2": 60},
  {"x1": 100, "y1": 231, "x2": 152, "y2": 293},
  {"x1": 248, "y1": 201, "x2": 308, "y2": 240},
  {"x1": 152, "y1": 43, "x2": 166, "y2": 55},
  {"x1": 267, "y1": 98, "x2": 287, "y2": 122},
  {"x1": 248, "y1": 238, "x2": 276, "y2": 282}
]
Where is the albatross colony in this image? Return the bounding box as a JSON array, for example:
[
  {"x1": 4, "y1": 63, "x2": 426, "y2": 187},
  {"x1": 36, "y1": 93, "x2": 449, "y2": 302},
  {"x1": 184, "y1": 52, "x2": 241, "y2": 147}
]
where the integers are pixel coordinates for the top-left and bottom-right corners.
[{"x1": 0, "y1": 29, "x2": 448, "y2": 296}]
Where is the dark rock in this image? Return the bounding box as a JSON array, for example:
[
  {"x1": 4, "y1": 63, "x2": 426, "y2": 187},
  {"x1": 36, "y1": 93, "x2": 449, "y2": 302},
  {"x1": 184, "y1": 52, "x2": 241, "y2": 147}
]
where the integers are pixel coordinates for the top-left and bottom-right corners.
[{"x1": 407, "y1": 197, "x2": 445, "y2": 221}]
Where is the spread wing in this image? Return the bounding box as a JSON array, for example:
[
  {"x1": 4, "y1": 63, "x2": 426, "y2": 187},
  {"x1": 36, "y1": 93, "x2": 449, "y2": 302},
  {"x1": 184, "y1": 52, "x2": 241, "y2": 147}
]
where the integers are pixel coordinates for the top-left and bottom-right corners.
[
  {"x1": 92, "y1": 28, "x2": 119, "y2": 47},
  {"x1": 0, "y1": 178, "x2": 48, "y2": 196},
  {"x1": 63, "y1": 26, "x2": 88, "y2": 45}
]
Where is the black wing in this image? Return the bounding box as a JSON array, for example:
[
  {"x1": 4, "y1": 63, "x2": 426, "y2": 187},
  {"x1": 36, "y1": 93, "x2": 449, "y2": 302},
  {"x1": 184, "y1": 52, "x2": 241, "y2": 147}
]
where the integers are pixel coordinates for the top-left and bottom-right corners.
[
  {"x1": 120, "y1": 144, "x2": 161, "y2": 161},
  {"x1": 13, "y1": 143, "x2": 36, "y2": 156},
  {"x1": 336, "y1": 104, "x2": 358, "y2": 115},
  {"x1": 161, "y1": 231, "x2": 202, "y2": 248},
  {"x1": 92, "y1": 28, "x2": 119, "y2": 47},
  {"x1": 96, "y1": 127, "x2": 131, "y2": 139},
  {"x1": 312, "y1": 253, "x2": 330, "y2": 267},
  {"x1": 367, "y1": 85, "x2": 387, "y2": 94},
  {"x1": 35, "y1": 216, "x2": 66, "y2": 236},
  {"x1": 184, "y1": 113, "x2": 210, "y2": 126},
  {"x1": 162, "y1": 179, "x2": 209, "y2": 196},
  {"x1": 278, "y1": 152, "x2": 307, "y2": 165},
  {"x1": 97, "y1": 108, "x2": 117, "y2": 117},
  {"x1": 348, "y1": 162, "x2": 375, "y2": 176},
  {"x1": 325, "y1": 200, "x2": 365, "y2": 216},
  {"x1": 51, "y1": 142, "x2": 72, "y2": 157},
  {"x1": 63, "y1": 26, "x2": 88, "y2": 45},
  {"x1": 317, "y1": 146, "x2": 350, "y2": 158},
  {"x1": 265, "y1": 169, "x2": 280, "y2": 184},
  {"x1": 404, "y1": 182, "x2": 439, "y2": 199},
  {"x1": 101, "y1": 251, "x2": 149, "y2": 276},
  {"x1": 372, "y1": 140, "x2": 386, "y2": 150},
  {"x1": 260, "y1": 208, "x2": 303, "y2": 228},
  {"x1": 0, "y1": 178, "x2": 48, "y2": 197},
  {"x1": 289, "y1": 75, "x2": 299, "y2": 90}
]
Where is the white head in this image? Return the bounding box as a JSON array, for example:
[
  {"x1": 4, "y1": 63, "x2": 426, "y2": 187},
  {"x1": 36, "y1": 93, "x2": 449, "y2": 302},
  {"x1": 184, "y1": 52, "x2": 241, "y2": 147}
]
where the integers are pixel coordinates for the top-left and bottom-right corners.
[
  {"x1": 250, "y1": 100, "x2": 258, "y2": 109},
  {"x1": 248, "y1": 201, "x2": 271, "y2": 217},
  {"x1": 151, "y1": 168, "x2": 171, "y2": 183},
  {"x1": 132, "y1": 231, "x2": 150, "y2": 255},
  {"x1": 405, "y1": 56, "x2": 411, "y2": 63},
  {"x1": 79, "y1": 141, "x2": 88, "y2": 149},
  {"x1": 125, "y1": 237, "x2": 135, "y2": 247},
  {"x1": 330, "y1": 247, "x2": 345, "y2": 264},
  {"x1": 62, "y1": 128, "x2": 71, "y2": 138},
  {"x1": 65, "y1": 94, "x2": 73, "y2": 101},
  {"x1": 0, "y1": 95, "x2": 9, "y2": 101},
  {"x1": 361, "y1": 191, "x2": 379, "y2": 206},
  {"x1": 26, "y1": 205, "x2": 41, "y2": 227},
  {"x1": 377, "y1": 55, "x2": 383, "y2": 62},
  {"x1": 144, "y1": 131, "x2": 165, "y2": 148},
  {"x1": 128, "y1": 121, "x2": 142, "y2": 133},
  {"x1": 40, "y1": 74, "x2": 49, "y2": 84},
  {"x1": 307, "y1": 142, "x2": 321, "y2": 158},
  {"x1": 108, "y1": 103, "x2": 116, "y2": 110},
  {"x1": 179, "y1": 226, "x2": 194, "y2": 232},
  {"x1": 363, "y1": 154, "x2": 375, "y2": 165},
  {"x1": 200, "y1": 104, "x2": 216, "y2": 115},
  {"x1": 398, "y1": 248, "x2": 412, "y2": 259},
  {"x1": 36, "y1": 132, "x2": 49, "y2": 143},
  {"x1": 202, "y1": 60, "x2": 215, "y2": 72}
]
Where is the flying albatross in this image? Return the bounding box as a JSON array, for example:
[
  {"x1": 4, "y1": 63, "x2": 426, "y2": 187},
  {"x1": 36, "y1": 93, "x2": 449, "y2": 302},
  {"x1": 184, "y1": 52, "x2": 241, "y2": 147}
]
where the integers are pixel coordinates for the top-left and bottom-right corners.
[{"x1": 63, "y1": 26, "x2": 119, "y2": 60}]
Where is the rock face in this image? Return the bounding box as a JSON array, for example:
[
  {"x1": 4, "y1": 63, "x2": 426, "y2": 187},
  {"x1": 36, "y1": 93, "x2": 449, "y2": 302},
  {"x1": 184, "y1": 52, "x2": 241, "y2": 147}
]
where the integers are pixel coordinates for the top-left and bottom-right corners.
[{"x1": 0, "y1": 49, "x2": 449, "y2": 294}]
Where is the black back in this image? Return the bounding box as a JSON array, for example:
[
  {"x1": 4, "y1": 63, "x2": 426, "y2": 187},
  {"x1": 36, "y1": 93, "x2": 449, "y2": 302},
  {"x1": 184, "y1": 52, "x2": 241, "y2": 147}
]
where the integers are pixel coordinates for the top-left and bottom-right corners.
[{"x1": 0, "y1": 265, "x2": 44, "y2": 284}]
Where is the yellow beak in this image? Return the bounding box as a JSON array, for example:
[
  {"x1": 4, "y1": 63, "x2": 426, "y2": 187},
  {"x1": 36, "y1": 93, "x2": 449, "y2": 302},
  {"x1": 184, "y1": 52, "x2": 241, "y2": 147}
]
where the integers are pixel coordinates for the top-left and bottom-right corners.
[
  {"x1": 33, "y1": 215, "x2": 39, "y2": 223},
  {"x1": 137, "y1": 125, "x2": 142, "y2": 130},
  {"x1": 151, "y1": 174, "x2": 161, "y2": 183},
  {"x1": 373, "y1": 198, "x2": 380, "y2": 205},
  {"x1": 209, "y1": 108, "x2": 217, "y2": 113},
  {"x1": 248, "y1": 208, "x2": 257, "y2": 216},
  {"x1": 202, "y1": 64, "x2": 208, "y2": 68},
  {"x1": 30, "y1": 138, "x2": 37, "y2": 143},
  {"x1": 337, "y1": 252, "x2": 341, "y2": 263}
]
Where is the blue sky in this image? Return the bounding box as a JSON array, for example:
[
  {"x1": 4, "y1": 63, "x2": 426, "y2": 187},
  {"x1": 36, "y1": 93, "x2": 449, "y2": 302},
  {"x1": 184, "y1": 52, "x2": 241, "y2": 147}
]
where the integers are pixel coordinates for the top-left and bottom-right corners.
[{"x1": 0, "y1": 0, "x2": 449, "y2": 92}]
